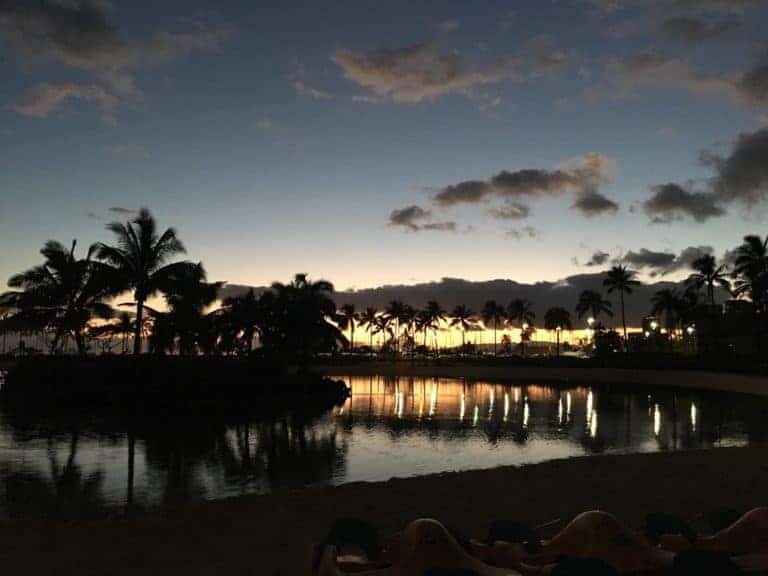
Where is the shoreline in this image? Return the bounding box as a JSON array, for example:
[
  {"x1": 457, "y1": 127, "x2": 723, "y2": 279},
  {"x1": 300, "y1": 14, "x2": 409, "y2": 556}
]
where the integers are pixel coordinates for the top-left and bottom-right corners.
[
  {"x1": 1, "y1": 446, "x2": 767, "y2": 575},
  {"x1": 316, "y1": 361, "x2": 768, "y2": 397}
]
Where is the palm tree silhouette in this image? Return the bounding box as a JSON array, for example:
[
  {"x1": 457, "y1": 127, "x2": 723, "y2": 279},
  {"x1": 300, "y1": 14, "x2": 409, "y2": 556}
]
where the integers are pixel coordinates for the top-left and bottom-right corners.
[
  {"x1": 115, "y1": 311, "x2": 133, "y2": 354},
  {"x1": 385, "y1": 300, "x2": 406, "y2": 355},
  {"x1": 1, "y1": 239, "x2": 116, "y2": 355},
  {"x1": 220, "y1": 288, "x2": 260, "y2": 353},
  {"x1": 481, "y1": 300, "x2": 506, "y2": 356},
  {"x1": 732, "y1": 235, "x2": 767, "y2": 310},
  {"x1": 423, "y1": 300, "x2": 447, "y2": 355},
  {"x1": 400, "y1": 304, "x2": 418, "y2": 357},
  {"x1": 96, "y1": 208, "x2": 194, "y2": 354},
  {"x1": 603, "y1": 265, "x2": 641, "y2": 347},
  {"x1": 544, "y1": 307, "x2": 571, "y2": 358},
  {"x1": 358, "y1": 306, "x2": 379, "y2": 354},
  {"x1": 450, "y1": 305, "x2": 476, "y2": 349},
  {"x1": 507, "y1": 298, "x2": 535, "y2": 357},
  {"x1": 337, "y1": 304, "x2": 359, "y2": 351},
  {"x1": 651, "y1": 288, "x2": 681, "y2": 337},
  {"x1": 686, "y1": 254, "x2": 731, "y2": 306},
  {"x1": 148, "y1": 263, "x2": 222, "y2": 355}
]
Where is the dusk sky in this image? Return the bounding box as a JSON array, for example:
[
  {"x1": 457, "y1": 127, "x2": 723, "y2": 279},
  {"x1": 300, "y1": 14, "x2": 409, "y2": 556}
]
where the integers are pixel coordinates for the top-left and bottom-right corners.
[{"x1": 2, "y1": 0, "x2": 768, "y2": 291}]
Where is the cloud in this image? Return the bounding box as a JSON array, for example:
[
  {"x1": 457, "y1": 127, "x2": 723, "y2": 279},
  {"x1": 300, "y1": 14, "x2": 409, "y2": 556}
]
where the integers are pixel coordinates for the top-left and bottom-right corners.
[
  {"x1": 643, "y1": 182, "x2": 725, "y2": 222},
  {"x1": 387, "y1": 205, "x2": 456, "y2": 232},
  {"x1": 585, "y1": 250, "x2": 611, "y2": 266},
  {"x1": 572, "y1": 190, "x2": 620, "y2": 216},
  {"x1": 288, "y1": 65, "x2": 333, "y2": 100},
  {"x1": 108, "y1": 207, "x2": 140, "y2": 219},
  {"x1": 660, "y1": 16, "x2": 740, "y2": 45},
  {"x1": 331, "y1": 40, "x2": 517, "y2": 104},
  {"x1": 595, "y1": 49, "x2": 768, "y2": 107},
  {"x1": 585, "y1": 0, "x2": 761, "y2": 15},
  {"x1": 507, "y1": 226, "x2": 539, "y2": 240},
  {"x1": 644, "y1": 128, "x2": 768, "y2": 222},
  {"x1": 108, "y1": 143, "x2": 150, "y2": 158},
  {"x1": 435, "y1": 19, "x2": 460, "y2": 32},
  {"x1": 622, "y1": 245, "x2": 713, "y2": 275},
  {"x1": 0, "y1": 1, "x2": 231, "y2": 120},
  {"x1": 488, "y1": 201, "x2": 531, "y2": 220},
  {"x1": 10, "y1": 82, "x2": 118, "y2": 122}
]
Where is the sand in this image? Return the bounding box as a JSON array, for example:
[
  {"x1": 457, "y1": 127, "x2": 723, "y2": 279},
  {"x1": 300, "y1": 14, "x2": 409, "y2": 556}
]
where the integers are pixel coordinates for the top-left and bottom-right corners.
[{"x1": 0, "y1": 446, "x2": 767, "y2": 575}]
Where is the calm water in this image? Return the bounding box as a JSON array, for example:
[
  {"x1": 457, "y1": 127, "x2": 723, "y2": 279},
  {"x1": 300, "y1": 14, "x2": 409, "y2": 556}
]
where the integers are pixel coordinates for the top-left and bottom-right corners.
[{"x1": 2, "y1": 374, "x2": 768, "y2": 519}]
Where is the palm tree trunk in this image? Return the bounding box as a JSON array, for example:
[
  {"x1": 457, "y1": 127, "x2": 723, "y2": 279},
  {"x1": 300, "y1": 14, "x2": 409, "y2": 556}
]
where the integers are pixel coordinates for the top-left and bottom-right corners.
[
  {"x1": 620, "y1": 291, "x2": 627, "y2": 349},
  {"x1": 493, "y1": 323, "x2": 497, "y2": 356},
  {"x1": 133, "y1": 300, "x2": 144, "y2": 355},
  {"x1": 350, "y1": 322, "x2": 355, "y2": 351}
]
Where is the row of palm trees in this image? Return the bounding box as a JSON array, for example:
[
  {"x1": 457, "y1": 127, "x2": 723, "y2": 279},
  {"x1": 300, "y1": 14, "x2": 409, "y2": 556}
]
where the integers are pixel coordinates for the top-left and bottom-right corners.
[{"x1": 1, "y1": 207, "x2": 766, "y2": 357}]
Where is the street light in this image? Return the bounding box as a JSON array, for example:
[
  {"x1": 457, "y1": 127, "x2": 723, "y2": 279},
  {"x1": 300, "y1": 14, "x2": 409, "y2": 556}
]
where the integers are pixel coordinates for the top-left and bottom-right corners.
[
  {"x1": 587, "y1": 317, "x2": 595, "y2": 327},
  {"x1": 650, "y1": 320, "x2": 659, "y2": 331}
]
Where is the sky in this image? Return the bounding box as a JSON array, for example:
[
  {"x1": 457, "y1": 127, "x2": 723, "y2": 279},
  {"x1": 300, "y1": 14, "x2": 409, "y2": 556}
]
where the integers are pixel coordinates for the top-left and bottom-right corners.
[{"x1": 1, "y1": 0, "x2": 768, "y2": 292}]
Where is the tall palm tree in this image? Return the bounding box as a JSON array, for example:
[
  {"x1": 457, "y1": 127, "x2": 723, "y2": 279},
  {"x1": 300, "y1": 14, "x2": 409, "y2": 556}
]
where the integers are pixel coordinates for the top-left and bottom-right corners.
[
  {"x1": 450, "y1": 305, "x2": 476, "y2": 349},
  {"x1": 358, "y1": 306, "x2": 379, "y2": 353},
  {"x1": 481, "y1": 300, "x2": 506, "y2": 356},
  {"x1": 1, "y1": 239, "x2": 116, "y2": 354},
  {"x1": 96, "y1": 208, "x2": 193, "y2": 354},
  {"x1": 400, "y1": 304, "x2": 418, "y2": 357},
  {"x1": 337, "y1": 304, "x2": 359, "y2": 351},
  {"x1": 507, "y1": 298, "x2": 536, "y2": 357},
  {"x1": 423, "y1": 300, "x2": 446, "y2": 355},
  {"x1": 544, "y1": 307, "x2": 572, "y2": 358},
  {"x1": 732, "y1": 234, "x2": 768, "y2": 310},
  {"x1": 385, "y1": 300, "x2": 406, "y2": 355},
  {"x1": 603, "y1": 265, "x2": 641, "y2": 347},
  {"x1": 651, "y1": 288, "x2": 681, "y2": 336},
  {"x1": 686, "y1": 254, "x2": 731, "y2": 307}
]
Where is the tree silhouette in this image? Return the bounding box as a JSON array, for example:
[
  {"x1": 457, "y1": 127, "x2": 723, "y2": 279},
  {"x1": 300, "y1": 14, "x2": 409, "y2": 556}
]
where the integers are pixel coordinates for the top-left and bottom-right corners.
[
  {"x1": 0, "y1": 240, "x2": 116, "y2": 354},
  {"x1": 603, "y1": 265, "x2": 641, "y2": 347},
  {"x1": 385, "y1": 300, "x2": 406, "y2": 355},
  {"x1": 507, "y1": 298, "x2": 535, "y2": 357},
  {"x1": 686, "y1": 254, "x2": 731, "y2": 307},
  {"x1": 220, "y1": 288, "x2": 260, "y2": 354},
  {"x1": 651, "y1": 288, "x2": 681, "y2": 336},
  {"x1": 357, "y1": 306, "x2": 379, "y2": 353},
  {"x1": 96, "y1": 208, "x2": 194, "y2": 354},
  {"x1": 732, "y1": 235, "x2": 768, "y2": 311},
  {"x1": 337, "y1": 303, "x2": 359, "y2": 351},
  {"x1": 423, "y1": 300, "x2": 447, "y2": 355},
  {"x1": 544, "y1": 307, "x2": 571, "y2": 358},
  {"x1": 481, "y1": 300, "x2": 506, "y2": 356},
  {"x1": 575, "y1": 289, "x2": 613, "y2": 323},
  {"x1": 450, "y1": 305, "x2": 476, "y2": 349}
]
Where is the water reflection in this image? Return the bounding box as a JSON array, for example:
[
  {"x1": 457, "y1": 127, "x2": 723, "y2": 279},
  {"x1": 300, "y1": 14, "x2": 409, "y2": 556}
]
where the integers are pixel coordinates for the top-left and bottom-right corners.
[{"x1": 2, "y1": 375, "x2": 768, "y2": 519}]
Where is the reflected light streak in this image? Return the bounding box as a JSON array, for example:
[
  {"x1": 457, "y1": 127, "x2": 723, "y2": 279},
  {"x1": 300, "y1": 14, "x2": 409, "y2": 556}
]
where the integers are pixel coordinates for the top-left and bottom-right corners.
[
  {"x1": 460, "y1": 393, "x2": 466, "y2": 422},
  {"x1": 587, "y1": 389, "x2": 594, "y2": 418},
  {"x1": 504, "y1": 392, "x2": 510, "y2": 422},
  {"x1": 566, "y1": 391, "x2": 572, "y2": 419},
  {"x1": 489, "y1": 388, "x2": 495, "y2": 419},
  {"x1": 654, "y1": 404, "x2": 661, "y2": 436},
  {"x1": 691, "y1": 402, "x2": 697, "y2": 432},
  {"x1": 514, "y1": 388, "x2": 520, "y2": 403},
  {"x1": 558, "y1": 396, "x2": 564, "y2": 425},
  {"x1": 429, "y1": 384, "x2": 438, "y2": 417},
  {"x1": 523, "y1": 400, "x2": 530, "y2": 428},
  {"x1": 590, "y1": 410, "x2": 598, "y2": 438},
  {"x1": 473, "y1": 405, "x2": 479, "y2": 427}
]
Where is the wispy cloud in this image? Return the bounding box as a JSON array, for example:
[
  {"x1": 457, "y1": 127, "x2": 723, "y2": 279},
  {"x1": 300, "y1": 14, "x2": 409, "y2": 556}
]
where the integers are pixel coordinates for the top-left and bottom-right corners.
[{"x1": 10, "y1": 82, "x2": 118, "y2": 123}]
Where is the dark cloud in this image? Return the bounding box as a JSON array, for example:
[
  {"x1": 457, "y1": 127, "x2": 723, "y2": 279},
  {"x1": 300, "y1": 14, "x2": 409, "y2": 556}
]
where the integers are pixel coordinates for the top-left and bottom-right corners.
[
  {"x1": 572, "y1": 190, "x2": 620, "y2": 216},
  {"x1": 0, "y1": 0, "x2": 230, "y2": 120},
  {"x1": 585, "y1": 250, "x2": 610, "y2": 266},
  {"x1": 507, "y1": 226, "x2": 539, "y2": 240},
  {"x1": 643, "y1": 183, "x2": 725, "y2": 222},
  {"x1": 586, "y1": 0, "x2": 760, "y2": 15},
  {"x1": 387, "y1": 205, "x2": 456, "y2": 232},
  {"x1": 431, "y1": 153, "x2": 618, "y2": 218},
  {"x1": 622, "y1": 246, "x2": 714, "y2": 276},
  {"x1": 660, "y1": 16, "x2": 740, "y2": 44},
  {"x1": 645, "y1": 128, "x2": 768, "y2": 222}
]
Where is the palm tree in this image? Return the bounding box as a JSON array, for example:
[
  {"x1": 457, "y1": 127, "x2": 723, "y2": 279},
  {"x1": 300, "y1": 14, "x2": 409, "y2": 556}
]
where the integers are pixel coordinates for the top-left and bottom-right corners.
[
  {"x1": 400, "y1": 304, "x2": 418, "y2": 357},
  {"x1": 221, "y1": 288, "x2": 260, "y2": 354},
  {"x1": 686, "y1": 254, "x2": 731, "y2": 307},
  {"x1": 651, "y1": 288, "x2": 681, "y2": 337},
  {"x1": 96, "y1": 208, "x2": 193, "y2": 354},
  {"x1": 358, "y1": 307, "x2": 379, "y2": 353},
  {"x1": 450, "y1": 305, "x2": 476, "y2": 349},
  {"x1": 423, "y1": 300, "x2": 446, "y2": 355},
  {"x1": 507, "y1": 298, "x2": 535, "y2": 357},
  {"x1": 543, "y1": 307, "x2": 572, "y2": 358},
  {"x1": 575, "y1": 289, "x2": 613, "y2": 323},
  {"x1": 603, "y1": 265, "x2": 641, "y2": 347},
  {"x1": 148, "y1": 263, "x2": 222, "y2": 355},
  {"x1": 115, "y1": 311, "x2": 133, "y2": 354},
  {"x1": 337, "y1": 304, "x2": 359, "y2": 351},
  {"x1": 1, "y1": 239, "x2": 116, "y2": 354},
  {"x1": 385, "y1": 300, "x2": 406, "y2": 355},
  {"x1": 481, "y1": 300, "x2": 506, "y2": 356},
  {"x1": 732, "y1": 235, "x2": 768, "y2": 310}
]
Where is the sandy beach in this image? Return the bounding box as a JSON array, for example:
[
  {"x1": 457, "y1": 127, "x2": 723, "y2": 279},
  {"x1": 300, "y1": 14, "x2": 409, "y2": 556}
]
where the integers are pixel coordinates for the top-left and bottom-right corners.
[{"x1": 0, "y1": 445, "x2": 766, "y2": 575}]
